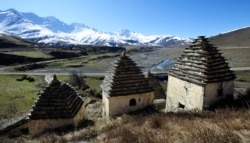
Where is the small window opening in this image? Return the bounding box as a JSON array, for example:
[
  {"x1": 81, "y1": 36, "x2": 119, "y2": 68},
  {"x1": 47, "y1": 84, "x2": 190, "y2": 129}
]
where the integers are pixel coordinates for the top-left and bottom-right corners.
[
  {"x1": 129, "y1": 98, "x2": 136, "y2": 106},
  {"x1": 178, "y1": 102, "x2": 185, "y2": 109},
  {"x1": 184, "y1": 87, "x2": 188, "y2": 96},
  {"x1": 138, "y1": 98, "x2": 140, "y2": 102},
  {"x1": 184, "y1": 83, "x2": 190, "y2": 96},
  {"x1": 217, "y1": 82, "x2": 223, "y2": 97},
  {"x1": 20, "y1": 128, "x2": 29, "y2": 134}
]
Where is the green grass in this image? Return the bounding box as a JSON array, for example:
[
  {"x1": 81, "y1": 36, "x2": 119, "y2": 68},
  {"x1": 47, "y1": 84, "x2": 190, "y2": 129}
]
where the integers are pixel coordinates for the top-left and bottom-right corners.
[
  {"x1": 0, "y1": 75, "x2": 45, "y2": 116},
  {"x1": 46, "y1": 57, "x2": 86, "y2": 67},
  {"x1": 4, "y1": 51, "x2": 53, "y2": 59},
  {"x1": 55, "y1": 75, "x2": 102, "y2": 92},
  {"x1": 0, "y1": 74, "x2": 103, "y2": 116},
  {"x1": 57, "y1": 75, "x2": 103, "y2": 93},
  {"x1": 85, "y1": 76, "x2": 103, "y2": 93},
  {"x1": 235, "y1": 70, "x2": 250, "y2": 82},
  {"x1": 45, "y1": 53, "x2": 117, "y2": 68}
]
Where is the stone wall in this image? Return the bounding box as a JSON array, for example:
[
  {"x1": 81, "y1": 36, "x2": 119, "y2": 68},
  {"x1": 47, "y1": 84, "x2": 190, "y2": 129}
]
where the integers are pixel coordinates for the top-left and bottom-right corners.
[
  {"x1": 204, "y1": 80, "x2": 234, "y2": 108},
  {"x1": 102, "y1": 91, "x2": 110, "y2": 120},
  {"x1": 28, "y1": 118, "x2": 73, "y2": 136},
  {"x1": 28, "y1": 104, "x2": 85, "y2": 136},
  {"x1": 166, "y1": 76, "x2": 204, "y2": 112},
  {"x1": 166, "y1": 76, "x2": 234, "y2": 112},
  {"x1": 73, "y1": 105, "x2": 85, "y2": 127},
  {"x1": 103, "y1": 92, "x2": 154, "y2": 120}
]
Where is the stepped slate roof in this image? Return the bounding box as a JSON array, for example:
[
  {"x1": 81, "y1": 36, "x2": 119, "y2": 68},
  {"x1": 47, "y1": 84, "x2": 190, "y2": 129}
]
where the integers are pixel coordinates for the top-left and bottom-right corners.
[
  {"x1": 29, "y1": 75, "x2": 83, "y2": 119},
  {"x1": 169, "y1": 36, "x2": 235, "y2": 86},
  {"x1": 101, "y1": 51, "x2": 153, "y2": 97}
]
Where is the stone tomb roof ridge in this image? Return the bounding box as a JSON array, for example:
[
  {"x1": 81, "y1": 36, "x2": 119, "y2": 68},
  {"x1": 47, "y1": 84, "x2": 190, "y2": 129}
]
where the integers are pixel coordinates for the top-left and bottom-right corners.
[
  {"x1": 101, "y1": 50, "x2": 153, "y2": 97},
  {"x1": 29, "y1": 75, "x2": 83, "y2": 119},
  {"x1": 169, "y1": 36, "x2": 236, "y2": 86}
]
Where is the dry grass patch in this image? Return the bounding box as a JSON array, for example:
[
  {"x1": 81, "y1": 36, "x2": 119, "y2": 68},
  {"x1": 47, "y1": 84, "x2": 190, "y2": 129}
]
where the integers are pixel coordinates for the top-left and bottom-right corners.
[
  {"x1": 2, "y1": 109, "x2": 250, "y2": 143},
  {"x1": 96, "y1": 109, "x2": 250, "y2": 143}
]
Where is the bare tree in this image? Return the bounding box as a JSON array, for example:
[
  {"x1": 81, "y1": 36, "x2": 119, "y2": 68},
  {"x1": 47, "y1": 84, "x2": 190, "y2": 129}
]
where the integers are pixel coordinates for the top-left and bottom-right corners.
[{"x1": 68, "y1": 71, "x2": 88, "y2": 90}]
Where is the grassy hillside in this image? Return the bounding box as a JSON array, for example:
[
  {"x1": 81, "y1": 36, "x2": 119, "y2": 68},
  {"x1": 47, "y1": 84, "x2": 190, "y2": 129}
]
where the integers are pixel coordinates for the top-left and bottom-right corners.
[
  {"x1": 0, "y1": 75, "x2": 44, "y2": 116},
  {"x1": 209, "y1": 27, "x2": 250, "y2": 47},
  {"x1": 0, "y1": 33, "x2": 34, "y2": 48},
  {"x1": 221, "y1": 48, "x2": 250, "y2": 67}
]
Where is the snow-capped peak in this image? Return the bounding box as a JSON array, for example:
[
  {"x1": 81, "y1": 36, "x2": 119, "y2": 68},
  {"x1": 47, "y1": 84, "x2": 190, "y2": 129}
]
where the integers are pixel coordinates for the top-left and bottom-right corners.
[
  {"x1": 116, "y1": 29, "x2": 132, "y2": 37},
  {"x1": 5, "y1": 8, "x2": 20, "y2": 15},
  {"x1": 0, "y1": 8, "x2": 192, "y2": 47}
]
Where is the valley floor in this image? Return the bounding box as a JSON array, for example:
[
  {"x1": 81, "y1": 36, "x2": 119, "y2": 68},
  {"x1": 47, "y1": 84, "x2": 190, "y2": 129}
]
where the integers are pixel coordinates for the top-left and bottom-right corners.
[{"x1": 0, "y1": 46, "x2": 249, "y2": 142}]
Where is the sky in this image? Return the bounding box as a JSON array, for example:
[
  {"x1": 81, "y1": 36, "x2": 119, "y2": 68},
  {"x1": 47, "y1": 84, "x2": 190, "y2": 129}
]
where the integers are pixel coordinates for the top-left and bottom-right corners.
[{"x1": 0, "y1": 0, "x2": 249, "y2": 38}]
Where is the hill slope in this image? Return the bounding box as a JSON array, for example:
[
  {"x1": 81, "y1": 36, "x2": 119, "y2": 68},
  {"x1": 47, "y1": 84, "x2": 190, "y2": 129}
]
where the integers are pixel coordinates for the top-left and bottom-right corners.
[
  {"x1": 0, "y1": 33, "x2": 33, "y2": 48},
  {"x1": 209, "y1": 27, "x2": 250, "y2": 47}
]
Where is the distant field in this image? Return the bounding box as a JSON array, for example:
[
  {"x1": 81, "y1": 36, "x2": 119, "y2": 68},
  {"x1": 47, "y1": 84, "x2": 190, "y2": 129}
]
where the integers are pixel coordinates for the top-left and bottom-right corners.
[
  {"x1": 3, "y1": 45, "x2": 248, "y2": 72},
  {"x1": 4, "y1": 51, "x2": 52, "y2": 59},
  {"x1": 235, "y1": 70, "x2": 250, "y2": 82},
  {"x1": 45, "y1": 53, "x2": 118, "y2": 69}
]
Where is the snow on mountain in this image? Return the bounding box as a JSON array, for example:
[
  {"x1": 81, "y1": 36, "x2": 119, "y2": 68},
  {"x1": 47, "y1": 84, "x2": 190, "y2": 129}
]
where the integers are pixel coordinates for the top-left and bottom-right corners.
[{"x1": 0, "y1": 9, "x2": 192, "y2": 47}]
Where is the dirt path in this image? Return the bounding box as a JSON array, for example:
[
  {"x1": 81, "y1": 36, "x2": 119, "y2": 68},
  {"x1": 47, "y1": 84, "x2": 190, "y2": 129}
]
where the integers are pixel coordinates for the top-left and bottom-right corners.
[
  {"x1": 0, "y1": 72, "x2": 106, "y2": 76},
  {"x1": 219, "y1": 46, "x2": 250, "y2": 49},
  {"x1": 231, "y1": 67, "x2": 250, "y2": 71},
  {"x1": 0, "y1": 67, "x2": 249, "y2": 76}
]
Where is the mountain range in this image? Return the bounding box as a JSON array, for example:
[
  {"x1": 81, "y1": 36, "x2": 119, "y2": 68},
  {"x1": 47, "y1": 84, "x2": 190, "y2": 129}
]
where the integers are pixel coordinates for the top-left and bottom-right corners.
[{"x1": 0, "y1": 9, "x2": 192, "y2": 47}]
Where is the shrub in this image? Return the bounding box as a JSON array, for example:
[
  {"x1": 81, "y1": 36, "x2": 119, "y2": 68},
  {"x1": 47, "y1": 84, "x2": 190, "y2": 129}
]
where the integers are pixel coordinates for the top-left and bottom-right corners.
[
  {"x1": 68, "y1": 71, "x2": 88, "y2": 90},
  {"x1": 16, "y1": 75, "x2": 35, "y2": 82},
  {"x1": 82, "y1": 88, "x2": 101, "y2": 98}
]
